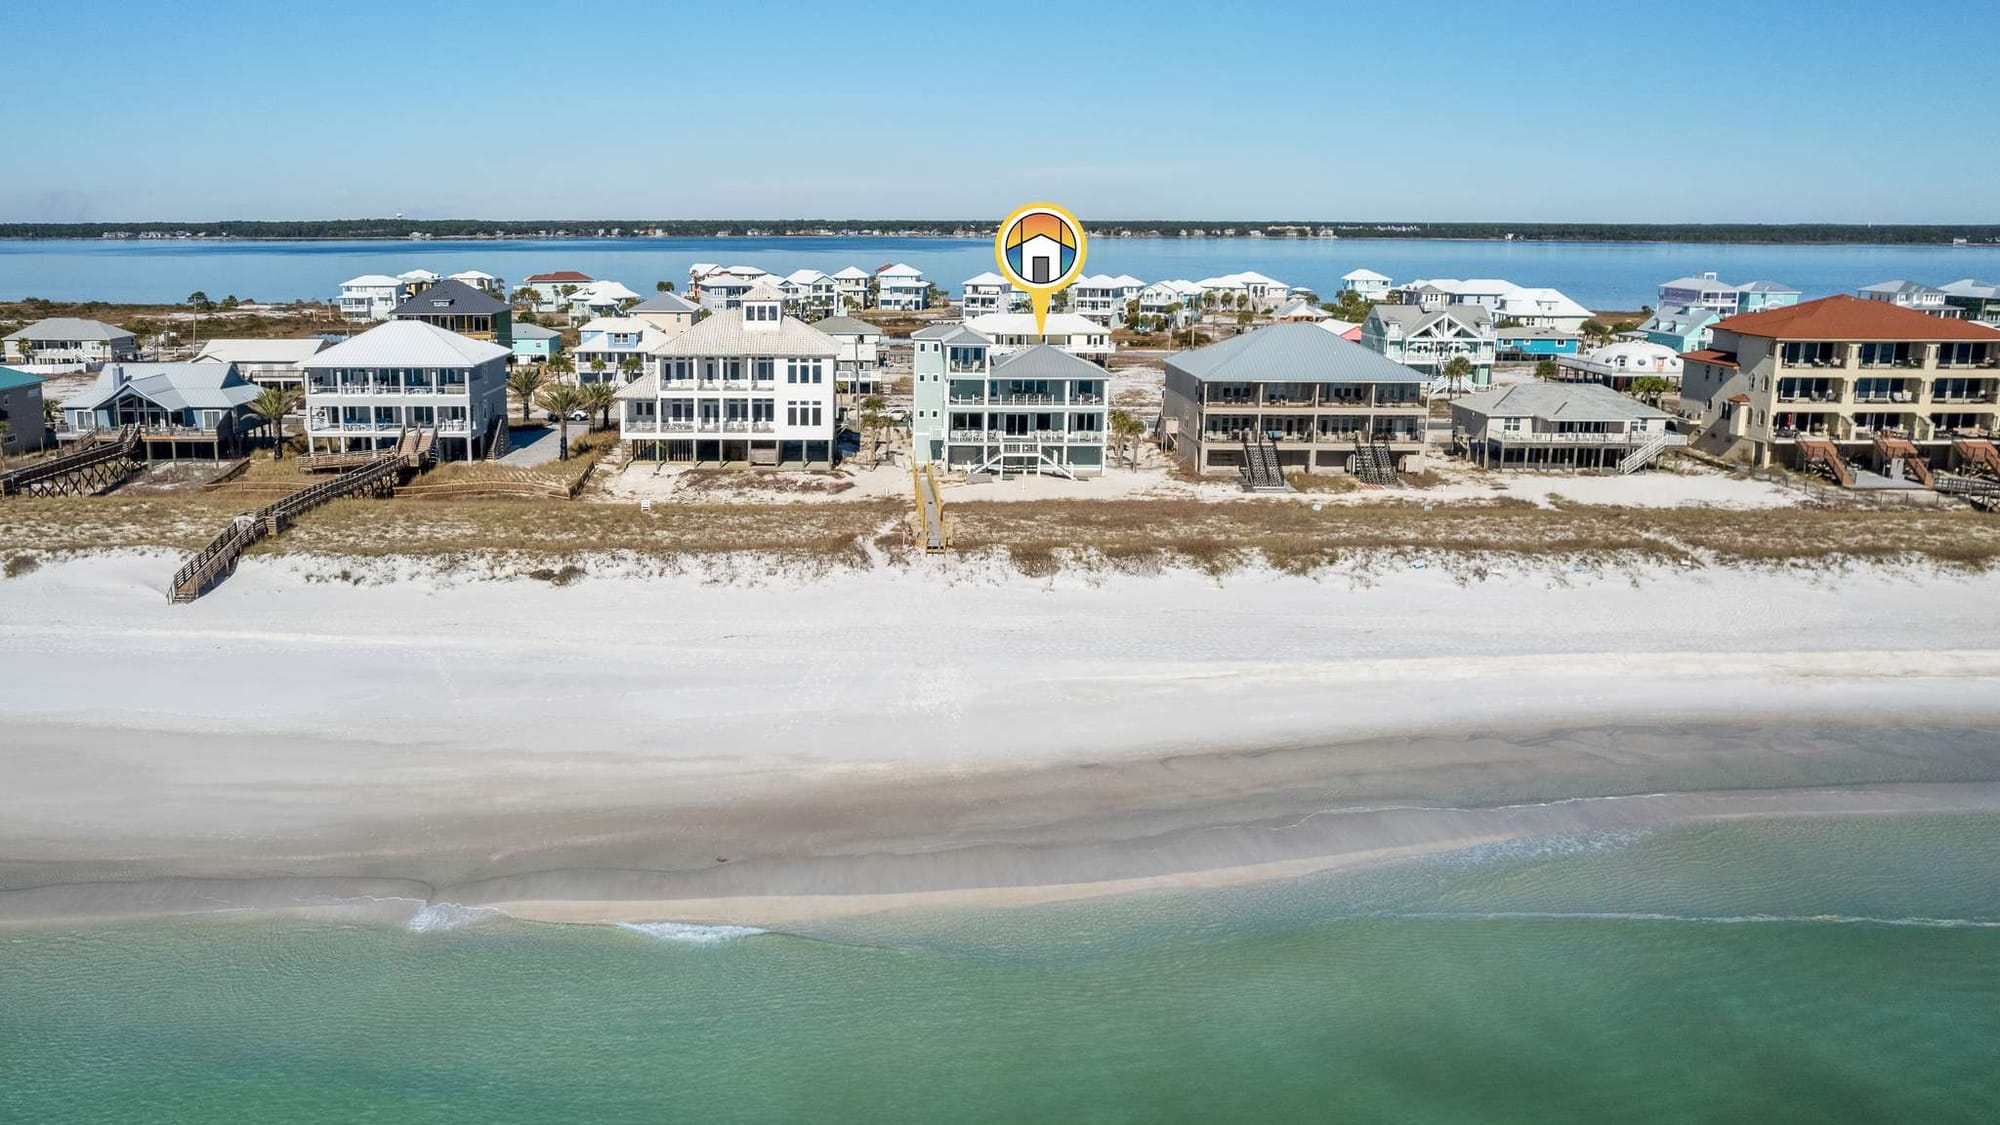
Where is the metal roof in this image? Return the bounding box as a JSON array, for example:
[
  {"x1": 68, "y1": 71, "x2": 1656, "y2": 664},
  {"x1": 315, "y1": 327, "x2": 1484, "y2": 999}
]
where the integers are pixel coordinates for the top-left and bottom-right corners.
[
  {"x1": 5, "y1": 317, "x2": 134, "y2": 343},
  {"x1": 1453, "y1": 382, "x2": 1671, "y2": 424},
  {"x1": 811, "y1": 316, "x2": 881, "y2": 337},
  {"x1": 911, "y1": 324, "x2": 990, "y2": 345},
  {"x1": 303, "y1": 320, "x2": 511, "y2": 368},
  {"x1": 1367, "y1": 303, "x2": 1493, "y2": 334},
  {"x1": 63, "y1": 362, "x2": 261, "y2": 412},
  {"x1": 192, "y1": 338, "x2": 331, "y2": 365},
  {"x1": 0, "y1": 365, "x2": 43, "y2": 391},
  {"x1": 1168, "y1": 322, "x2": 1425, "y2": 384},
  {"x1": 391, "y1": 278, "x2": 506, "y2": 317},
  {"x1": 631, "y1": 292, "x2": 700, "y2": 313},
  {"x1": 510, "y1": 323, "x2": 561, "y2": 340},
  {"x1": 650, "y1": 307, "x2": 839, "y2": 359},
  {"x1": 991, "y1": 344, "x2": 1105, "y2": 381}
]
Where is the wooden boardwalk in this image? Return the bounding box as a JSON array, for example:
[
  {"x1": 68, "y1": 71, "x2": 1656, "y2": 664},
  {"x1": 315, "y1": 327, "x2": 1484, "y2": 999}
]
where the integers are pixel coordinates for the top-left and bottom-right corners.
[
  {"x1": 0, "y1": 426, "x2": 142, "y2": 497},
  {"x1": 168, "y1": 431, "x2": 435, "y2": 603},
  {"x1": 908, "y1": 464, "x2": 951, "y2": 553}
]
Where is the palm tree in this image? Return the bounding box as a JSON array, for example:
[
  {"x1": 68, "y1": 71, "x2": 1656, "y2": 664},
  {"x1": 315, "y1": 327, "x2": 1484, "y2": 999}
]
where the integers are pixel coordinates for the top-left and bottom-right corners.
[
  {"x1": 537, "y1": 385, "x2": 586, "y2": 459},
  {"x1": 246, "y1": 386, "x2": 301, "y2": 460},
  {"x1": 507, "y1": 367, "x2": 547, "y2": 424},
  {"x1": 858, "y1": 394, "x2": 889, "y2": 466},
  {"x1": 616, "y1": 354, "x2": 642, "y2": 385},
  {"x1": 1109, "y1": 408, "x2": 1146, "y2": 469},
  {"x1": 514, "y1": 285, "x2": 542, "y2": 310},
  {"x1": 655, "y1": 280, "x2": 675, "y2": 293},
  {"x1": 546, "y1": 353, "x2": 575, "y2": 386},
  {"x1": 0, "y1": 419, "x2": 10, "y2": 470},
  {"x1": 1629, "y1": 376, "x2": 1674, "y2": 407},
  {"x1": 579, "y1": 381, "x2": 618, "y2": 431},
  {"x1": 1441, "y1": 355, "x2": 1474, "y2": 397}
]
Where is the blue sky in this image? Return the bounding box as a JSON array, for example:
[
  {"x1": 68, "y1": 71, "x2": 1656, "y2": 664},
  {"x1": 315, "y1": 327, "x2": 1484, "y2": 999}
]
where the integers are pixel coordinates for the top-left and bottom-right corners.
[{"x1": 9, "y1": 0, "x2": 1995, "y2": 223}]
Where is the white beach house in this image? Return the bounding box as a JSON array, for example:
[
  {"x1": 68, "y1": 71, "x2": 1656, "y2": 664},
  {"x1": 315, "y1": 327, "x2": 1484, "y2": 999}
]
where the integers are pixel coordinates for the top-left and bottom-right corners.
[
  {"x1": 780, "y1": 269, "x2": 840, "y2": 321},
  {"x1": 191, "y1": 338, "x2": 332, "y2": 388},
  {"x1": 961, "y1": 272, "x2": 1028, "y2": 318},
  {"x1": 911, "y1": 324, "x2": 1106, "y2": 477},
  {"x1": 875, "y1": 263, "x2": 929, "y2": 310},
  {"x1": 962, "y1": 312, "x2": 1115, "y2": 362},
  {"x1": 617, "y1": 283, "x2": 839, "y2": 468},
  {"x1": 1340, "y1": 268, "x2": 1393, "y2": 301},
  {"x1": 3, "y1": 317, "x2": 140, "y2": 371},
  {"x1": 813, "y1": 315, "x2": 884, "y2": 395},
  {"x1": 832, "y1": 266, "x2": 873, "y2": 311},
  {"x1": 301, "y1": 320, "x2": 511, "y2": 461},
  {"x1": 572, "y1": 317, "x2": 666, "y2": 385},
  {"x1": 337, "y1": 275, "x2": 410, "y2": 321}
]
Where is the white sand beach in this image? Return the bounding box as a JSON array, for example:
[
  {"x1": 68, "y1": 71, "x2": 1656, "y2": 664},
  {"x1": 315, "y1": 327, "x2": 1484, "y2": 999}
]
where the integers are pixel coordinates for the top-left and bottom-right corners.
[{"x1": 3, "y1": 552, "x2": 1999, "y2": 927}]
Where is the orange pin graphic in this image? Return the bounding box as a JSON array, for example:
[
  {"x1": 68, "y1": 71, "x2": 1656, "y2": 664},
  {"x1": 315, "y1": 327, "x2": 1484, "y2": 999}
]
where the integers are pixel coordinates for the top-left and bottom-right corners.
[{"x1": 995, "y1": 203, "x2": 1088, "y2": 337}]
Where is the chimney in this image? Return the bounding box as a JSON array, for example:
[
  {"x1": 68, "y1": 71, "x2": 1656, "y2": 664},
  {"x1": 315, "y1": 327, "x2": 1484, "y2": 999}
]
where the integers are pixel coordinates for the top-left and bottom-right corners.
[{"x1": 115, "y1": 364, "x2": 129, "y2": 386}]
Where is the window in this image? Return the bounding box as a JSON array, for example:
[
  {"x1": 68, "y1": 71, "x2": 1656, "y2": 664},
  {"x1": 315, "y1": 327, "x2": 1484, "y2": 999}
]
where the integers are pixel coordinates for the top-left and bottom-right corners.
[{"x1": 754, "y1": 358, "x2": 773, "y2": 381}]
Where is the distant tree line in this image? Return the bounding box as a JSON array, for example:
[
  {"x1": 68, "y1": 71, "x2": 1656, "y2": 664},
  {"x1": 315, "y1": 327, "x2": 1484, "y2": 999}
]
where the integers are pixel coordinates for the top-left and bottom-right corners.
[{"x1": 2, "y1": 219, "x2": 1996, "y2": 245}]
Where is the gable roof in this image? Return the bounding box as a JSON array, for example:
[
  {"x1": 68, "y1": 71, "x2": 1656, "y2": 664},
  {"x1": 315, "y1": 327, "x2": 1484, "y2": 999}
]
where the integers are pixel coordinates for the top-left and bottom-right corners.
[
  {"x1": 741, "y1": 281, "x2": 787, "y2": 303},
  {"x1": 963, "y1": 312, "x2": 1107, "y2": 339},
  {"x1": 783, "y1": 268, "x2": 832, "y2": 285},
  {"x1": 832, "y1": 266, "x2": 872, "y2": 280},
  {"x1": 1168, "y1": 322, "x2": 1424, "y2": 384},
  {"x1": 523, "y1": 270, "x2": 593, "y2": 283},
  {"x1": 1939, "y1": 278, "x2": 2000, "y2": 300},
  {"x1": 962, "y1": 271, "x2": 1008, "y2": 287},
  {"x1": 1858, "y1": 279, "x2": 1941, "y2": 297},
  {"x1": 1273, "y1": 298, "x2": 1330, "y2": 320},
  {"x1": 630, "y1": 292, "x2": 700, "y2": 314},
  {"x1": 1735, "y1": 280, "x2": 1797, "y2": 294},
  {"x1": 1660, "y1": 275, "x2": 1738, "y2": 292},
  {"x1": 511, "y1": 323, "x2": 561, "y2": 340},
  {"x1": 303, "y1": 320, "x2": 511, "y2": 368},
  {"x1": 1454, "y1": 382, "x2": 1670, "y2": 424},
  {"x1": 1367, "y1": 303, "x2": 1493, "y2": 334},
  {"x1": 1342, "y1": 268, "x2": 1391, "y2": 282},
  {"x1": 1716, "y1": 294, "x2": 2000, "y2": 341},
  {"x1": 340, "y1": 274, "x2": 404, "y2": 289},
  {"x1": 912, "y1": 324, "x2": 990, "y2": 345},
  {"x1": 811, "y1": 316, "x2": 881, "y2": 338},
  {"x1": 63, "y1": 362, "x2": 261, "y2": 412},
  {"x1": 192, "y1": 338, "x2": 331, "y2": 365},
  {"x1": 876, "y1": 263, "x2": 924, "y2": 279},
  {"x1": 5, "y1": 317, "x2": 134, "y2": 343},
  {"x1": 391, "y1": 278, "x2": 506, "y2": 317}
]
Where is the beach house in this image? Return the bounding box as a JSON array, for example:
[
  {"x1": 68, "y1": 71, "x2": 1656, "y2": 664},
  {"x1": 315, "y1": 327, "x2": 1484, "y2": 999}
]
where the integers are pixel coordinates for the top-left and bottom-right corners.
[
  {"x1": 1139, "y1": 280, "x2": 1204, "y2": 326},
  {"x1": 3, "y1": 318, "x2": 140, "y2": 371},
  {"x1": 813, "y1": 316, "x2": 883, "y2": 395},
  {"x1": 832, "y1": 267, "x2": 873, "y2": 311},
  {"x1": 58, "y1": 362, "x2": 263, "y2": 457},
  {"x1": 1340, "y1": 268, "x2": 1393, "y2": 302},
  {"x1": 509, "y1": 322, "x2": 562, "y2": 366},
  {"x1": 1939, "y1": 279, "x2": 2000, "y2": 326},
  {"x1": 962, "y1": 313, "x2": 1115, "y2": 362},
  {"x1": 1639, "y1": 305, "x2": 1722, "y2": 353},
  {"x1": 1362, "y1": 304, "x2": 1496, "y2": 387},
  {"x1": 572, "y1": 317, "x2": 664, "y2": 385},
  {"x1": 0, "y1": 366, "x2": 49, "y2": 455},
  {"x1": 1658, "y1": 272, "x2": 1741, "y2": 316},
  {"x1": 447, "y1": 270, "x2": 503, "y2": 294},
  {"x1": 1494, "y1": 325, "x2": 1582, "y2": 359},
  {"x1": 1450, "y1": 382, "x2": 1682, "y2": 471},
  {"x1": 780, "y1": 270, "x2": 840, "y2": 321},
  {"x1": 960, "y1": 272, "x2": 1023, "y2": 318},
  {"x1": 1490, "y1": 287, "x2": 1593, "y2": 333},
  {"x1": 566, "y1": 281, "x2": 641, "y2": 319},
  {"x1": 1733, "y1": 280, "x2": 1801, "y2": 313},
  {"x1": 1553, "y1": 340, "x2": 1684, "y2": 391},
  {"x1": 337, "y1": 275, "x2": 410, "y2": 320},
  {"x1": 627, "y1": 292, "x2": 704, "y2": 338},
  {"x1": 397, "y1": 269, "x2": 441, "y2": 290},
  {"x1": 1161, "y1": 322, "x2": 1430, "y2": 478},
  {"x1": 391, "y1": 278, "x2": 512, "y2": 345},
  {"x1": 693, "y1": 270, "x2": 767, "y2": 312},
  {"x1": 875, "y1": 264, "x2": 929, "y2": 310},
  {"x1": 911, "y1": 326, "x2": 1105, "y2": 477},
  {"x1": 1859, "y1": 280, "x2": 1958, "y2": 317},
  {"x1": 1677, "y1": 294, "x2": 2000, "y2": 472},
  {"x1": 516, "y1": 270, "x2": 594, "y2": 312},
  {"x1": 1072, "y1": 275, "x2": 1130, "y2": 327},
  {"x1": 300, "y1": 320, "x2": 511, "y2": 462},
  {"x1": 191, "y1": 338, "x2": 331, "y2": 388},
  {"x1": 616, "y1": 283, "x2": 839, "y2": 469}
]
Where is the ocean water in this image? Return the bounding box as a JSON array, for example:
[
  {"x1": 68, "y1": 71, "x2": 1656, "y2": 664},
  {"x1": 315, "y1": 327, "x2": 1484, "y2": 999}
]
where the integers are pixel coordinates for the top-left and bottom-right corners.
[
  {"x1": 3, "y1": 235, "x2": 1995, "y2": 309},
  {"x1": 4, "y1": 813, "x2": 1997, "y2": 1123}
]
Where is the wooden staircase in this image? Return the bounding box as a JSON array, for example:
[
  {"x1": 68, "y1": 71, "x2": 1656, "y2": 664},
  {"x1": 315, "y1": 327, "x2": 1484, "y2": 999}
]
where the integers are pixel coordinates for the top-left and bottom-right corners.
[
  {"x1": 0, "y1": 425, "x2": 142, "y2": 497},
  {"x1": 1872, "y1": 433, "x2": 1934, "y2": 487},
  {"x1": 1798, "y1": 438, "x2": 1855, "y2": 488},
  {"x1": 1952, "y1": 437, "x2": 2000, "y2": 479},
  {"x1": 1238, "y1": 436, "x2": 1288, "y2": 492},
  {"x1": 1352, "y1": 439, "x2": 1400, "y2": 486},
  {"x1": 907, "y1": 463, "x2": 951, "y2": 553}
]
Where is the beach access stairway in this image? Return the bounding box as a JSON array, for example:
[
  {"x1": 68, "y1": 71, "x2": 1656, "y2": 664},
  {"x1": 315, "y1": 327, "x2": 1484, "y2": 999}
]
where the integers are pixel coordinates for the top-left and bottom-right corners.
[
  {"x1": 1617, "y1": 431, "x2": 1685, "y2": 474},
  {"x1": 1952, "y1": 437, "x2": 2000, "y2": 479},
  {"x1": 1238, "y1": 436, "x2": 1288, "y2": 492},
  {"x1": 1872, "y1": 433, "x2": 1934, "y2": 488},
  {"x1": 1352, "y1": 439, "x2": 1401, "y2": 486},
  {"x1": 1798, "y1": 438, "x2": 1855, "y2": 488},
  {"x1": 908, "y1": 463, "x2": 951, "y2": 553},
  {"x1": 0, "y1": 424, "x2": 141, "y2": 497},
  {"x1": 169, "y1": 432, "x2": 433, "y2": 603}
]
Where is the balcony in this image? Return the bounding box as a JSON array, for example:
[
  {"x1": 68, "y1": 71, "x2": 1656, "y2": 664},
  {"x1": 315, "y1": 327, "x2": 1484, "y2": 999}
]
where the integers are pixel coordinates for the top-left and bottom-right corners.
[{"x1": 625, "y1": 419, "x2": 661, "y2": 433}]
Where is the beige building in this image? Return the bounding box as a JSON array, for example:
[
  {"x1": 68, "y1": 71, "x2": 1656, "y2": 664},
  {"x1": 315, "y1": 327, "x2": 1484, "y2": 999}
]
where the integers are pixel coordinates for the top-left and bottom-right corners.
[{"x1": 1679, "y1": 295, "x2": 2000, "y2": 475}]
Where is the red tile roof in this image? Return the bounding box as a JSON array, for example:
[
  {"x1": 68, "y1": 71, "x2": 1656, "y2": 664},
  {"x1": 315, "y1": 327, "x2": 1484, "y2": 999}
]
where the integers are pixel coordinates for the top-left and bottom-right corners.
[
  {"x1": 523, "y1": 271, "x2": 594, "y2": 283},
  {"x1": 1727, "y1": 394, "x2": 1750, "y2": 404},
  {"x1": 1682, "y1": 349, "x2": 1739, "y2": 368},
  {"x1": 1716, "y1": 294, "x2": 2000, "y2": 341}
]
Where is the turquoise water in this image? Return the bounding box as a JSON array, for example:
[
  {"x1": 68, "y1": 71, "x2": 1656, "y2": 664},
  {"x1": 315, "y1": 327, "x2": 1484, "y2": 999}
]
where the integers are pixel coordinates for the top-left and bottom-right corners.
[
  {"x1": 4, "y1": 235, "x2": 1995, "y2": 308},
  {"x1": 4, "y1": 814, "x2": 1997, "y2": 1123}
]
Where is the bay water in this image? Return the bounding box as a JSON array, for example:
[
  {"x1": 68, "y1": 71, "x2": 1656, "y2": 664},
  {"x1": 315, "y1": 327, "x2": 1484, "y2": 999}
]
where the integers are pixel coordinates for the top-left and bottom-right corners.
[
  {"x1": 4, "y1": 812, "x2": 1996, "y2": 1122},
  {"x1": 4, "y1": 235, "x2": 1996, "y2": 309}
]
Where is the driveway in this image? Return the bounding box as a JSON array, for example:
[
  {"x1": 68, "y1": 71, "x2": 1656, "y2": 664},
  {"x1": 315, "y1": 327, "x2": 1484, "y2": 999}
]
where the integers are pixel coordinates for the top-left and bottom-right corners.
[{"x1": 499, "y1": 424, "x2": 572, "y2": 467}]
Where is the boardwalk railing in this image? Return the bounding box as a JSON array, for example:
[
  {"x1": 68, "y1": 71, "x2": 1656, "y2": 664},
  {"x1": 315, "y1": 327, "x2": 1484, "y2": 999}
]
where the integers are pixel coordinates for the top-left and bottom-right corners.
[
  {"x1": 169, "y1": 449, "x2": 412, "y2": 603},
  {"x1": 0, "y1": 425, "x2": 140, "y2": 497}
]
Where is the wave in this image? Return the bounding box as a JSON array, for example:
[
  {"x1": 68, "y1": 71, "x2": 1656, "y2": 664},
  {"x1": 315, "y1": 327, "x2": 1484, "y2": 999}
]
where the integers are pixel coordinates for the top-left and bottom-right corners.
[
  {"x1": 1364, "y1": 910, "x2": 2000, "y2": 929},
  {"x1": 1422, "y1": 830, "x2": 1651, "y2": 867},
  {"x1": 616, "y1": 921, "x2": 768, "y2": 945},
  {"x1": 406, "y1": 902, "x2": 502, "y2": 933}
]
